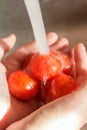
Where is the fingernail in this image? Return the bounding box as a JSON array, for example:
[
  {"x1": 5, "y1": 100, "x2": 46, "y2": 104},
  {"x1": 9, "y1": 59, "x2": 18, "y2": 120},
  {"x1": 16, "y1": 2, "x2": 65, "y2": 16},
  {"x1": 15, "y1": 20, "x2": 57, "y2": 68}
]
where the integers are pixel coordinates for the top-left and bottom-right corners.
[{"x1": 2, "y1": 34, "x2": 16, "y2": 49}]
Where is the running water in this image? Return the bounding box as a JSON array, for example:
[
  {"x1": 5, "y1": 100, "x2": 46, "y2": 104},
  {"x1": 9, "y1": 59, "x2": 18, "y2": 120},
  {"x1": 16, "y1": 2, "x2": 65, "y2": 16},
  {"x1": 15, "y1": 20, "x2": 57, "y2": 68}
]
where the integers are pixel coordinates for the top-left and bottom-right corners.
[{"x1": 24, "y1": 0, "x2": 50, "y2": 55}]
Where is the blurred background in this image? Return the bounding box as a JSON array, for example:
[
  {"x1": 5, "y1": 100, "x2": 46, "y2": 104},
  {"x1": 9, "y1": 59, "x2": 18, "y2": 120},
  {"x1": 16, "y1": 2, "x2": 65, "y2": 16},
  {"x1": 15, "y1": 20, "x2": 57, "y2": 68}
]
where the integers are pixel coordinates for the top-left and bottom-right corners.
[
  {"x1": 0, "y1": 0, "x2": 87, "y2": 50},
  {"x1": 0, "y1": 0, "x2": 87, "y2": 129}
]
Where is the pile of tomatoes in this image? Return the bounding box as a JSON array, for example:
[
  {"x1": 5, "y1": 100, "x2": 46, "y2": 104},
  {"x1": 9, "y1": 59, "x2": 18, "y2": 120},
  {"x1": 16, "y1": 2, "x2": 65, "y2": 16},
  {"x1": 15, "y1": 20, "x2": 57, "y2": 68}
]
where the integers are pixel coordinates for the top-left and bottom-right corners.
[{"x1": 8, "y1": 50, "x2": 78, "y2": 104}]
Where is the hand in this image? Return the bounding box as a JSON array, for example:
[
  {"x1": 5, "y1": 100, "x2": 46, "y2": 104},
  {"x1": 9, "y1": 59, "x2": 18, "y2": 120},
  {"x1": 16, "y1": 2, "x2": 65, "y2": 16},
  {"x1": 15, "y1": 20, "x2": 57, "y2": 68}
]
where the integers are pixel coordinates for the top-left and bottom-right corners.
[
  {"x1": 0, "y1": 32, "x2": 69, "y2": 130},
  {"x1": 6, "y1": 43, "x2": 87, "y2": 130}
]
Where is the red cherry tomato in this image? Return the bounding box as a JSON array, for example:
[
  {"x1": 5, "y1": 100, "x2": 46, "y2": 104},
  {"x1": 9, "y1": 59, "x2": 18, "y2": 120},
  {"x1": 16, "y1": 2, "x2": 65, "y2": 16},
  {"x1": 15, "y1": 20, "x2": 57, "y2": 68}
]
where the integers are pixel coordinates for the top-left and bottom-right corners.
[
  {"x1": 57, "y1": 52, "x2": 72, "y2": 74},
  {"x1": 28, "y1": 51, "x2": 62, "y2": 81},
  {"x1": 8, "y1": 70, "x2": 39, "y2": 101},
  {"x1": 48, "y1": 74, "x2": 78, "y2": 102}
]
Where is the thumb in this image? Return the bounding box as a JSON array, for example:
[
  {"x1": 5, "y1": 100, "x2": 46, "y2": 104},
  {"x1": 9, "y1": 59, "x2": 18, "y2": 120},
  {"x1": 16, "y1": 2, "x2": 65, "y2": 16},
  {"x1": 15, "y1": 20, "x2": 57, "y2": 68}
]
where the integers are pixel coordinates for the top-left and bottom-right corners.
[
  {"x1": 0, "y1": 63, "x2": 11, "y2": 121},
  {"x1": 0, "y1": 34, "x2": 16, "y2": 121}
]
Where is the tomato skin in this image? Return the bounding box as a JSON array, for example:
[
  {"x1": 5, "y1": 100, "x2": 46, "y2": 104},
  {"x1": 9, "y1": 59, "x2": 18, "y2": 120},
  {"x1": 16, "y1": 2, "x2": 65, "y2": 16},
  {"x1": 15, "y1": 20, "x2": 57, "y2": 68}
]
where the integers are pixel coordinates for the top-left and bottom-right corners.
[
  {"x1": 48, "y1": 74, "x2": 78, "y2": 102},
  {"x1": 8, "y1": 71, "x2": 39, "y2": 101},
  {"x1": 56, "y1": 52, "x2": 72, "y2": 75},
  {"x1": 28, "y1": 51, "x2": 62, "y2": 81}
]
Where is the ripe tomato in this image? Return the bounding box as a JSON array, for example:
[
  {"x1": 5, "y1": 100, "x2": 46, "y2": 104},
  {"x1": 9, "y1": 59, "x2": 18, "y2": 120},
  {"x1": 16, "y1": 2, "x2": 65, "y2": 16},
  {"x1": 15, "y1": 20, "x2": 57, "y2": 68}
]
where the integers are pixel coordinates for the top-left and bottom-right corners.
[
  {"x1": 56, "y1": 52, "x2": 72, "y2": 74},
  {"x1": 48, "y1": 73, "x2": 78, "y2": 102},
  {"x1": 8, "y1": 70, "x2": 39, "y2": 101},
  {"x1": 28, "y1": 51, "x2": 62, "y2": 81}
]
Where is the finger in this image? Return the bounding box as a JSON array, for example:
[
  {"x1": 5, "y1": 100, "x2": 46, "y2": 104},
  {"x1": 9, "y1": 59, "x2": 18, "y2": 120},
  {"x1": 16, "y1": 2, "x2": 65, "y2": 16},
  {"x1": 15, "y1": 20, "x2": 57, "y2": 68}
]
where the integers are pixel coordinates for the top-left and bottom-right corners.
[
  {"x1": 10, "y1": 32, "x2": 58, "y2": 62},
  {"x1": 74, "y1": 43, "x2": 87, "y2": 71},
  {"x1": 50, "y1": 37, "x2": 69, "y2": 51},
  {"x1": 0, "y1": 34, "x2": 16, "y2": 121},
  {"x1": 0, "y1": 34, "x2": 16, "y2": 59},
  {"x1": 47, "y1": 32, "x2": 58, "y2": 46},
  {"x1": 71, "y1": 43, "x2": 87, "y2": 79},
  {"x1": 2, "y1": 34, "x2": 16, "y2": 51},
  {"x1": 6, "y1": 87, "x2": 87, "y2": 130},
  {"x1": 0, "y1": 64, "x2": 11, "y2": 121}
]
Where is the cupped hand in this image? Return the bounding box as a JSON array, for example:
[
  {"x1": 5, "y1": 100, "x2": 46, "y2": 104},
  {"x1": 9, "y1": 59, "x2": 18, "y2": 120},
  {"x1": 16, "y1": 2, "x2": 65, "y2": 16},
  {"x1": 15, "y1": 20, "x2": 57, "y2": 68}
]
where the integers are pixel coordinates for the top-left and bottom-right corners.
[
  {"x1": 0, "y1": 32, "x2": 69, "y2": 130},
  {"x1": 6, "y1": 43, "x2": 87, "y2": 130}
]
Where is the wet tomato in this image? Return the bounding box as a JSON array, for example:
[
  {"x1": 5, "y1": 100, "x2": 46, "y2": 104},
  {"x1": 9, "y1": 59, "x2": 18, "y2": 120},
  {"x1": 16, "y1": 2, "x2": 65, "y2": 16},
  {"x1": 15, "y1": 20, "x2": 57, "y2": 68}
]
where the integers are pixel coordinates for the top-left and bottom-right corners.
[
  {"x1": 28, "y1": 51, "x2": 62, "y2": 81},
  {"x1": 48, "y1": 73, "x2": 78, "y2": 102},
  {"x1": 8, "y1": 70, "x2": 39, "y2": 101},
  {"x1": 56, "y1": 52, "x2": 72, "y2": 75}
]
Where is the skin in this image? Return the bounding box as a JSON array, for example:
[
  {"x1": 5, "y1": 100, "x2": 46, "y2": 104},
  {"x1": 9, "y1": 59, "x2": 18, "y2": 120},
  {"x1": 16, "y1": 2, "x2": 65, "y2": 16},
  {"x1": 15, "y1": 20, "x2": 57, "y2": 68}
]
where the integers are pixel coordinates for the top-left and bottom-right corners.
[
  {"x1": 0, "y1": 32, "x2": 87, "y2": 130},
  {"x1": 0, "y1": 32, "x2": 69, "y2": 130}
]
